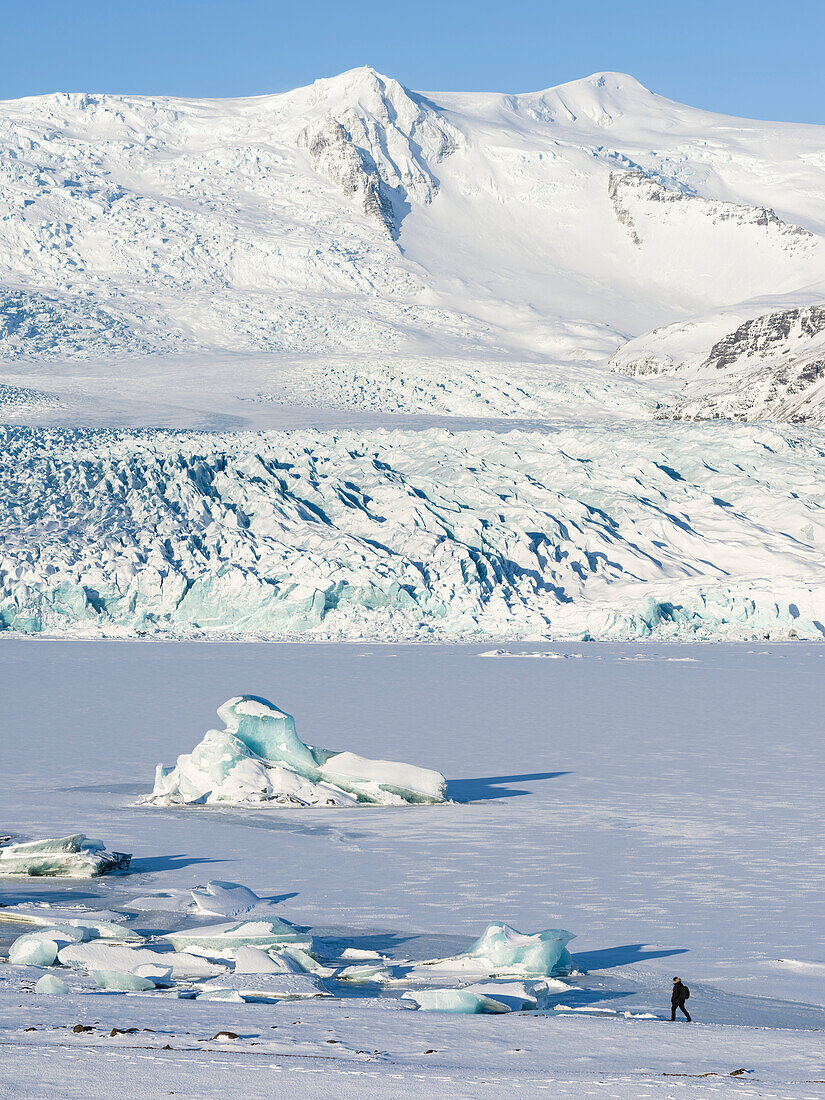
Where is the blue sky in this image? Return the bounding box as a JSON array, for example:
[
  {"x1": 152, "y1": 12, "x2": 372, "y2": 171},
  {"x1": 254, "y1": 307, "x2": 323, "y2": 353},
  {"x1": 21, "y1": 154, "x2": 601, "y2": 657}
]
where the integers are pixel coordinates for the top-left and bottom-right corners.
[{"x1": 2, "y1": 0, "x2": 823, "y2": 122}]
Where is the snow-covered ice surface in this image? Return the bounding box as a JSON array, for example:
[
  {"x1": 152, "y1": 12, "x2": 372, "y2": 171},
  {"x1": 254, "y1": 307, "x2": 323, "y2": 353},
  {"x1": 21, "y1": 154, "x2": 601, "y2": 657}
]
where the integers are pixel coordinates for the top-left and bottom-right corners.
[{"x1": 1, "y1": 640, "x2": 824, "y2": 1095}]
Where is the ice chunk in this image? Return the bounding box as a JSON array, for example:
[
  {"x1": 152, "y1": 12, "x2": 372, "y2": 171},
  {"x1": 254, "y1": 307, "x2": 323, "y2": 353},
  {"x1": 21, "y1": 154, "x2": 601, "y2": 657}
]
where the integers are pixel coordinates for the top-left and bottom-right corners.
[
  {"x1": 279, "y1": 945, "x2": 335, "y2": 976},
  {"x1": 190, "y1": 881, "x2": 282, "y2": 920},
  {"x1": 10, "y1": 936, "x2": 60, "y2": 966},
  {"x1": 216, "y1": 697, "x2": 318, "y2": 773},
  {"x1": 133, "y1": 964, "x2": 174, "y2": 984},
  {"x1": 0, "y1": 835, "x2": 131, "y2": 878},
  {"x1": 61, "y1": 920, "x2": 140, "y2": 942},
  {"x1": 422, "y1": 923, "x2": 574, "y2": 978},
  {"x1": 321, "y1": 751, "x2": 447, "y2": 803},
  {"x1": 148, "y1": 728, "x2": 356, "y2": 808},
  {"x1": 461, "y1": 979, "x2": 555, "y2": 1011},
  {"x1": 402, "y1": 989, "x2": 511, "y2": 1013},
  {"x1": 196, "y1": 989, "x2": 245, "y2": 1002},
  {"x1": 465, "y1": 924, "x2": 574, "y2": 976},
  {"x1": 11, "y1": 933, "x2": 59, "y2": 967},
  {"x1": 58, "y1": 942, "x2": 223, "y2": 979},
  {"x1": 0, "y1": 904, "x2": 129, "y2": 928},
  {"x1": 8, "y1": 925, "x2": 89, "y2": 965},
  {"x1": 163, "y1": 919, "x2": 307, "y2": 954},
  {"x1": 199, "y1": 972, "x2": 330, "y2": 1001},
  {"x1": 90, "y1": 970, "x2": 156, "y2": 992},
  {"x1": 338, "y1": 963, "x2": 393, "y2": 983},
  {"x1": 144, "y1": 696, "x2": 446, "y2": 808},
  {"x1": 1, "y1": 907, "x2": 140, "y2": 942},
  {"x1": 231, "y1": 946, "x2": 299, "y2": 974},
  {"x1": 35, "y1": 974, "x2": 69, "y2": 995}
]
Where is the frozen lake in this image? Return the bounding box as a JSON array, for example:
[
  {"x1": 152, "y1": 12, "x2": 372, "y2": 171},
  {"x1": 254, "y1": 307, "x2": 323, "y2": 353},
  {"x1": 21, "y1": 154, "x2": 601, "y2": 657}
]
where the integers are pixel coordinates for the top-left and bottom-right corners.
[{"x1": 1, "y1": 639, "x2": 824, "y2": 1095}]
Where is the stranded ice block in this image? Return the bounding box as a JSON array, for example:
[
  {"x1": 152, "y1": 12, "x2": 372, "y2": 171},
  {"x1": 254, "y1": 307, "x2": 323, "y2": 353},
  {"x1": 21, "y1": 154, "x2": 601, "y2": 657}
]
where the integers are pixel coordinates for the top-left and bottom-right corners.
[
  {"x1": 145, "y1": 696, "x2": 447, "y2": 808},
  {"x1": 422, "y1": 923, "x2": 574, "y2": 978},
  {"x1": 0, "y1": 835, "x2": 131, "y2": 878}
]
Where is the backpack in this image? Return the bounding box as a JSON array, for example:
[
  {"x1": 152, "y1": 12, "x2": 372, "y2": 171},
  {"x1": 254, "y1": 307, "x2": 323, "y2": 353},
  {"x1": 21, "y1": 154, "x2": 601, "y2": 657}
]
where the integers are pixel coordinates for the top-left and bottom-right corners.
[{"x1": 683, "y1": 985, "x2": 690, "y2": 999}]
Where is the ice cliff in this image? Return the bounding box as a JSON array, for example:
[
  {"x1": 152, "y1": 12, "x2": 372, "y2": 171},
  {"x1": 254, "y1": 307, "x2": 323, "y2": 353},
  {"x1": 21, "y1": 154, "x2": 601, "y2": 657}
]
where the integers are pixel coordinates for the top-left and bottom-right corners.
[
  {"x1": 145, "y1": 696, "x2": 448, "y2": 807},
  {"x1": 0, "y1": 423, "x2": 823, "y2": 641}
]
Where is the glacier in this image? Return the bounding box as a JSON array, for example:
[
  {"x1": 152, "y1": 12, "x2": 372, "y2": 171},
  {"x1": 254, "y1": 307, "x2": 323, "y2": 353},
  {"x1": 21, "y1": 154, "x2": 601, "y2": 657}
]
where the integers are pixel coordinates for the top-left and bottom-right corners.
[
  {"x1": 0, "y1": 424, "x2": 824, "y2": 641},
  {"x1": 146, "y1": 695, "x2": 448, "y2": 807}
]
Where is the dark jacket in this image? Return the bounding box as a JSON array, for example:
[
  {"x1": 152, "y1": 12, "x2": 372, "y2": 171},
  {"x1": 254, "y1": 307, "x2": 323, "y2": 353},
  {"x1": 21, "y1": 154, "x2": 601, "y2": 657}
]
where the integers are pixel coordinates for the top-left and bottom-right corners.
[{"x1": 671, "y1": 980, "x2": 689, "y2": 1005}]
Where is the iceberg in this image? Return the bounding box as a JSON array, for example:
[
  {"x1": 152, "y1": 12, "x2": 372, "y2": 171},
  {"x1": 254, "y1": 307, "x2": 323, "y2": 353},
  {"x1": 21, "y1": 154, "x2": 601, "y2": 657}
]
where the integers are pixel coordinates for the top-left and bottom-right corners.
[
  {"x1": 421, "y1": 923, "x2": 574, "y2": 978},
  {"x1": 0, "y1": 835, "x2": 131, "y2": 877},
  {"x1": 0, "y1": 905, "x2": 135, "y2": 935},
  {"x1": 231, "y1": 946, "x2": 298, "y2": 973},
  {"x1": 144, "y1": 696, "x2": 447, "y2": 808},
  {"x1": 279, "y1": 945, "x2": 335, "y2": 976},
  {"x1": 9, "y1": 928, "x2": 84, "y2": 967},
  {"x1": 461, "y1": 979, "x2": 560, "y2": 1011},
  {"x1": 402, "y1": 989, "x2": 511, "y2": 1014},
  {"x1": 338, "y1": 963, "x2": 393, "y2": 983},
  {"x1": 7, "y1": 916, "x2": 146, "y2": 967}
]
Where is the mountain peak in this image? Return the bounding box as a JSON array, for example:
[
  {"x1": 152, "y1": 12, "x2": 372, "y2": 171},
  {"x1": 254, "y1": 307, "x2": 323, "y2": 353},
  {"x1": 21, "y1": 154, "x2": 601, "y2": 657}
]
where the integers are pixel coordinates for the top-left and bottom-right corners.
[{"x1": 520, "y1": 70, "x2": 658, "y2": 127}]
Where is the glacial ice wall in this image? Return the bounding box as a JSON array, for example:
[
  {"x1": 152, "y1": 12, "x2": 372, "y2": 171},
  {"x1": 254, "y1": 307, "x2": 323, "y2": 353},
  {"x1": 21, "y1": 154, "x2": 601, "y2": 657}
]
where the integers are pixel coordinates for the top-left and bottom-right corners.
[{"x1": 0, "y1": 423, "x2": 824, "y2": 640}]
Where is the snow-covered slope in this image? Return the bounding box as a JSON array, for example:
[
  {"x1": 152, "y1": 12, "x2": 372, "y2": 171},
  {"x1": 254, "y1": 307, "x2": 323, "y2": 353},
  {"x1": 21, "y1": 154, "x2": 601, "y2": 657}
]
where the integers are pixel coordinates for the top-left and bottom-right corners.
[
  {"x1": 611, "y1": 299, "x2": 825, "y2": 423},
  {"x1": 1, "y1": 67, "x2": 825, "y2": 366}
]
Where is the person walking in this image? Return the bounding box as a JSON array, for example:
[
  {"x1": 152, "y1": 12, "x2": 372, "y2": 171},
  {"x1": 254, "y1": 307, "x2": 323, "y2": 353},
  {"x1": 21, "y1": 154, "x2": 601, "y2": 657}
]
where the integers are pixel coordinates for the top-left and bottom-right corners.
[{"x1": 671, "y1": 976, "x2": 692, "y2": 1021}]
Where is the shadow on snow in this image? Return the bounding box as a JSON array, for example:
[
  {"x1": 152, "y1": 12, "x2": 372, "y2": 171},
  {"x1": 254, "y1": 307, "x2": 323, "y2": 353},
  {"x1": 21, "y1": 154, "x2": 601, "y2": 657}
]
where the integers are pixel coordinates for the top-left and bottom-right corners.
[
  {"x1": 447, "y1": 772, "x2": 571, "y2": 801},
  {"x1": 129, "y1": 854, "x2": 230, "y2": 874},
  {"x1": 572, "y1": 943, "x2": 688, "y2": 971}
]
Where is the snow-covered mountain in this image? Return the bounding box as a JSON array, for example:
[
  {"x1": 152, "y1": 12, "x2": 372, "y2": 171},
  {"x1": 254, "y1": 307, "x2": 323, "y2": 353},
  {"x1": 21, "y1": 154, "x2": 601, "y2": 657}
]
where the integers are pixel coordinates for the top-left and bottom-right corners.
[
  {"x1": 1, "y1": 67, "x2": 825, "y2": 377},
  {"x1": 3, "y1": 69, "x2": 825, "y2": 641}
]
